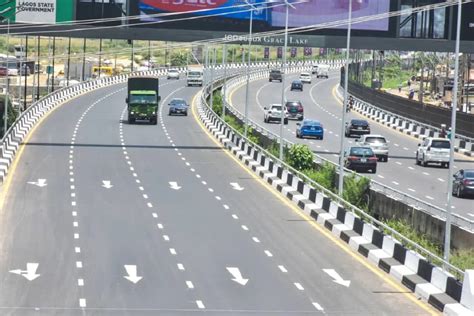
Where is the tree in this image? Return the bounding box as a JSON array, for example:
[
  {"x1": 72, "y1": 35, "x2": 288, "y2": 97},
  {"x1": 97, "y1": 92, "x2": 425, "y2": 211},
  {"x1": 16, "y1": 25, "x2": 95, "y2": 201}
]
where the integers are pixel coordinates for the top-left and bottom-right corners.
[{"x1": 170, "y1": 52, "x2": 187, "y2": 66}]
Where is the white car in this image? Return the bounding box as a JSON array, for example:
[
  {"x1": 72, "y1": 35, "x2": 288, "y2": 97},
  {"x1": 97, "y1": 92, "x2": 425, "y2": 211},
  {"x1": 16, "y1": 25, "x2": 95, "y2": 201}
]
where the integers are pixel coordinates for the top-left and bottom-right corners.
[
  {"x1": 299, "y1": 72, "x2": 312, "y2": 84},
  {"x1": 356, "y1": 134, "x2": 389, "y2": 162},
  {"x1": 7, "y1": 67, "x2": 18, "y2": 76},
  {"x1": 264, "y1": 104, "x2": 288, "y2": 124},
  {"x1": 416, "y1": 137, "x2": 451, "y2": 168},
  {"x1": 167, "y1": 69, "x2": 180, "y2": 80}
]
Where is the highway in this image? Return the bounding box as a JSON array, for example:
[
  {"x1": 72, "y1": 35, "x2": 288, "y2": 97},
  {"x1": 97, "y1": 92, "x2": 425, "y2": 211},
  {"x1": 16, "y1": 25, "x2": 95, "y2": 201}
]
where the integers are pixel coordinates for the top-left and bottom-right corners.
[
  {"x1": 0, "y1": 76, "x2": 436, "y2": 315},
  {"x1": 228, "y1": 71, "x2": 474, "y2": 219}
]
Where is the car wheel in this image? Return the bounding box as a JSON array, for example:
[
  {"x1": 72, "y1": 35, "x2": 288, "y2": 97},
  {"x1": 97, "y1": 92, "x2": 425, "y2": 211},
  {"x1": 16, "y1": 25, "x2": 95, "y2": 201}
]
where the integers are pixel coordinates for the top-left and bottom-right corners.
[
  {"x1": 457, "y1": 186, "x2": 463, "y2": 198},
  {"x1": 168, "y1": 111, "x2": 172, "y2": 116},
  {"x1": 371, "y1": 168, "x2": 377, "y2": 174},
  {"x1": 384, "y1": 156, "x2": 389, "y2": 162},
  {"x1": 415, "y1": 153, "x2": 420, "y2": 165},
  {"x1": 284, "y1": 119, "x2": 288, "y2": 125},
  {"x1": 184, "y1": 112, "x2": 188, "y2": 116},
  {"x1": 422, "y1": 155, "x2": 428, "y2": 167}
]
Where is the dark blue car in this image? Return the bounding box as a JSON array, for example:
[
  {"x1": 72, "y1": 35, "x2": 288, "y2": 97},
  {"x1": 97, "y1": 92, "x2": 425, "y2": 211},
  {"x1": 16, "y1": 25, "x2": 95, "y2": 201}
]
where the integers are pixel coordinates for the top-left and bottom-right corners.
[
  {"x1": 168, "y1": 98, "x2": 188, "y2": 116},
  {"x1": 296, "y1": 119, "x2": 324, "y2": 140}
]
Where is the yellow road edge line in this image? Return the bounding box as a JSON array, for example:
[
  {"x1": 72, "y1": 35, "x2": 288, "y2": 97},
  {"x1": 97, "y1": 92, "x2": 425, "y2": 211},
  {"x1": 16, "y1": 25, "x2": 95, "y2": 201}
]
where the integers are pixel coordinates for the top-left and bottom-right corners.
[
  {"x1": 331, "y1": 84, "x2": 473, "y2": 162},
  {"x1": 0, "y1": 87, "x2": 100, "y2": 212},
  {"x1": 191, "y1": 92, "x2": 439, "y2": 316}
]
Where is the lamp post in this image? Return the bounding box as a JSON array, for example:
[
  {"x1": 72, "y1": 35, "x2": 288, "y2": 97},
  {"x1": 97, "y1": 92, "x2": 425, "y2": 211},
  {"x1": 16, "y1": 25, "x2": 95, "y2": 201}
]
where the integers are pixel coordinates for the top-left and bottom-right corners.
[
  {"x1": 444, "y1": 0, "x2": 463, "y2": 264},
  {"x1": 337, "y1": 0, "x2": 352, "y2": 196},
  {"x1": 222, "y1": 44, "x2": 227, "y2": 118},
  {"x1": 243, "y1": 0, "x2": 256, "y2": 138},
  {"x1": 278, "y1": 0, "x2": 293, "y2": 160},
  {"x1": 0, "y1": 4, "x2": 14, "y2": 136}
]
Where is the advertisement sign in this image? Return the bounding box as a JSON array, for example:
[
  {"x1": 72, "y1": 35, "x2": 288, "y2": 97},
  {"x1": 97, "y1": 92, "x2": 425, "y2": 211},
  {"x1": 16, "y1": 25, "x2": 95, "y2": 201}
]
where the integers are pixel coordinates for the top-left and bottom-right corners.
[
  {"x1": 319, "y1": 48, "x2": 325, "y2": 55},
  {"x1": 16, "y1": 0, "x2": 74, "y2": 24},
  {"x1": 264, "y1": 47, "x2": 269, "y2": 59},
  {"x1": 290, "y1": 47, "x2": 297, "y2": 58},
  {"x1": 304, "y1": 47, "x2": 312, "y2": 57},
  {"x1": 277, "y1": 47, "x2": 282, "y2": 59}
]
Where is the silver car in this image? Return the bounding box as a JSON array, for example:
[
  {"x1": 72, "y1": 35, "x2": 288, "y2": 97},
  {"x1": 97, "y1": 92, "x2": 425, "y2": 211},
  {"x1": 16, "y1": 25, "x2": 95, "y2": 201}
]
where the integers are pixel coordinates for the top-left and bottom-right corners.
[{"x1": 356, "y1": 134, "x2": 389, "y2": 162}]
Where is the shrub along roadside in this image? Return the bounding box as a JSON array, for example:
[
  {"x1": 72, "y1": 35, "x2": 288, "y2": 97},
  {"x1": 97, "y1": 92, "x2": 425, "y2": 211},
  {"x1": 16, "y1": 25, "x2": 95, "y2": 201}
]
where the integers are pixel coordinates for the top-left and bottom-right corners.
[{"x1": 206, "y1": 88, "x2": 472, "y2": 272}]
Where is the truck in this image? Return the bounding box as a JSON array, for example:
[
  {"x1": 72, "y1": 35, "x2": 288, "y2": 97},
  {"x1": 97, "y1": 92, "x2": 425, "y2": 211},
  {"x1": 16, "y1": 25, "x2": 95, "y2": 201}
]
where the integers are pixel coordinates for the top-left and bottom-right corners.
[
  {"x1": 315, "y1": 64, "x2": 329, "y2": 78},
  {"x1": 187, "y1": 65, "x2": 203, "y2": 87},
  {"x1": 126, "y1": 77, "x2": 161, "y2": 125}
]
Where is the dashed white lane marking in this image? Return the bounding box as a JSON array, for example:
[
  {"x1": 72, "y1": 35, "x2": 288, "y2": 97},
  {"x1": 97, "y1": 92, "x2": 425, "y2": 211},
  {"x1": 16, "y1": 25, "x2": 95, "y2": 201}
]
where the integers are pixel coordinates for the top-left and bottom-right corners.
[
  {"x1": 377, "y1": 175, "x2": 385, "y2": 179},
  {"x1": 157, "y1": 223, "x2": 164, "y2": 229},
  {"x1": 75, "y1": 247, "x2": 81, "y2": 253},
  {"x1": 468, "y1": 213, "x2": 474, "y2": 218},
  {"x1": 169, "y1": 248, "x2": 177, "y2": 255},
  {"x1": 215, "y1": 196, "x2": 222, "y2": 201},
  {"x1": 223, "y1": 204, "x2": 230, "y2": 210},
  {"x1": 143, "y1": 194, "x2": 148, "y2": 199},
  {"x1": 177, "y1": 263, "x2": 185, "y2": 270},
  {"x1": 74, "y1": 233, "x2": 79, "y2": 239},
  {"x1": 264, "y1": 250, "x2": 273, "y2": 257},
  {"x1": 294, "y1": 283, "x2": 304, "y2": 291},
  {"x1": 76, "y1": 261, "x2": 83, "y2": 268},
  {"x1": 408, "y1": 188, "x2": 416, "y2": 192},
  {"x1": 403, "y1": 147, "x2": 409, "y2": 150},
  {"x1": 408, "y1": 166, "x2": 415, "y2": 170},
  {"x1": 278, "y1": 265, "x2": 288, "y2": 273},
  {"x1": 152, "y1": 213, "x2": 158, "y2": 218},
  {"x1": 72, "y1": 211, "x2": 77, "y2": 217},
  {"x1": 394, "y1": 144, "x2": 400, "y2": 147},
  {"x1": 422, "y1": 172, "x2": 430, "y2": 176},
  {"x1": 148, "y1": 203, "x2": 153, "y2": 208},
  {"x1": 395, "y1": 161, "x2": 402, "y2": 165},
  {"x1": 196, "y1": 300, "x2": 205, "y2": 309},
  {"x1": 196, "y1": 174, "x2": 201, "y2": 179},
  {"x1": 391, "y1": 181, "x2": 399, "y2": 185},
  {"x1": 241, "y1": 225, "x2": 249, "y2": 231},
  {"x1": 252, "y1": 237, "x2": 260, "y2": 243},
  {"x1": 208, "y1": 188, "x2": 214, "y2": 192},
  {"x1": 190, "y1": 168, "x2": 195, "y2": 172},
  {"x1": 425, "y1": 195, "x2": 434, "y2": 200},
  {"x1": 186, "y1": 281, "x2": 194, "y2": 289},
  {"x1": 232, "y1": 214, "x2": 239, "y2": 219},
  {"x1": 312, "y1": 302, "x2": 324, "y2": 311},
  {"x1": 78, "y1": 279, "x2": 84, "y2": 286},
  {"x1": 438, "y1": 178, "x2": 445, "y2": 182},
  {"x1": 79, "y1": 298, "x2": 86, "y2": 308},
  {"x1": 201, "y1": 181, "x2": 207, "y2": 185},
  {"x1": 163, "y1": 235, "x2": 170, "y2": 241}
]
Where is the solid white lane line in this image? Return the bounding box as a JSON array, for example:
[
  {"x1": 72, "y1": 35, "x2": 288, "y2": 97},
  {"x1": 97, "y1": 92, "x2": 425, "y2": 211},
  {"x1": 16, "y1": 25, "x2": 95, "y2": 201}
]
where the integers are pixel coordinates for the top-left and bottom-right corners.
[
  {"x1": 252, "y1": 237, "x2": 260, "y2": 243},
  {"x1": 264, "y1": 250, "x2": 273, "y2": 257},
  {"x1": 278, "y1": 265, "x2": 288, "y2": 273},
  {"x1": 294, "y1": 282, "x2": 304, "y2": 290},
  {"x1": 186, "y1": 281, "x2": 194, "y2": 289},
  {"x1": 177, "y1": 263, "x2": 185, "y2": 270},
  {"x1": 467, "y1": 213, "x2": 474, "y2": 217}
]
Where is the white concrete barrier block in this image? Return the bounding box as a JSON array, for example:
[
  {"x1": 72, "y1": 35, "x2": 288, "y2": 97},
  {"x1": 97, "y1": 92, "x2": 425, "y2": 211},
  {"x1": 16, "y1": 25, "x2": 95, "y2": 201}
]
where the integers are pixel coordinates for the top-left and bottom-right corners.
[{"x1": 461, "y1": 270, "x2": 474, "y2": 311}]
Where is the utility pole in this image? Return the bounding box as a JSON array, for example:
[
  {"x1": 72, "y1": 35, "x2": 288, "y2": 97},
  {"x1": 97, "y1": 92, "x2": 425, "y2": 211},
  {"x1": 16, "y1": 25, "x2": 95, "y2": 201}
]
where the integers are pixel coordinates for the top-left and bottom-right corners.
[
  {"x1": 23, "y1": 36, "x2": 28, "y2": 107},
  {"x1": 51, "y1": 37, "x2": 56, "y2": 92},
  {"x1": 81, "y1": 38, "x2": 86, "y2": 81},
  {"x1": 66, "y1": 37, "x2": 71, "y2": 86},
  {"x1": 36, "y1": 36, "x2": 40, "y2": 101}
]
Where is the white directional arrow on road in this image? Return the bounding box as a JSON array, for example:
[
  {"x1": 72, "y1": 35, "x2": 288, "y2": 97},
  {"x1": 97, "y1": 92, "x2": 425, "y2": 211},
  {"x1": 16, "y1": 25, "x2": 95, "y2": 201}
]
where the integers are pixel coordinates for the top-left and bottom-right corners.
[
  {"x1": 226, "y1": 267, "x2": 248, "y2": 286},
  {"x1": 230, "y1": 182, "x2": 244, "y2": 191},
  {"x1": 169, "y1": 181, "x2": 182, "y2": 190},
  {"x1": 123, "y1": 265, "x2": 142, "y2": 284},
  {"x1": 102, "y1": 180, "x2": 113, "y2": 189},
  {"x1": 323, "y1": 269, "x2": 351, "y2": 287},
  {"x1": 27, "y1": 179, "x2": 47, "y2": 187},
  {"x1": 9, "y1": 263, "x2": 40, "y2": 281}
]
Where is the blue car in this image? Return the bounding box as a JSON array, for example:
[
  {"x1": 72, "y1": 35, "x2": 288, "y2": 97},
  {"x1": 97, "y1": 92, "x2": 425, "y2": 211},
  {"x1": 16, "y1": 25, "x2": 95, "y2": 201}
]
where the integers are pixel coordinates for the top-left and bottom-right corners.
[
  {"x1": 168, "y1": 98, "x2": 188, "y2": 116},
  {"x1": 296, "y1": 119, "x2": 324, "y2": 140}
]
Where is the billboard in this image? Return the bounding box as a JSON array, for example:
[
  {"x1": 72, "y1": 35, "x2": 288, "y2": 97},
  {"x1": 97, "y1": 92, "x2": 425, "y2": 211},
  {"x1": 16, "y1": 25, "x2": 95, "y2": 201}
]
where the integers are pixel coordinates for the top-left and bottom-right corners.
[
  {"x1": 135, "y1": 0, "x2": 391, "y2": 33},
  {"x1": 15, "y1": 0, "x2": 74, "y2": 24}
]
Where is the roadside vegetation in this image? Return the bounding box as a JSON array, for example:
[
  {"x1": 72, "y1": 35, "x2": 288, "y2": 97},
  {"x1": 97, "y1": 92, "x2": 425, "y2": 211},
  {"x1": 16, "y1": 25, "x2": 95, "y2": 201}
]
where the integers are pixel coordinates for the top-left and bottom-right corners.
[{"x1": 208, "y1": 88, "x2": 473, "y2": 274}]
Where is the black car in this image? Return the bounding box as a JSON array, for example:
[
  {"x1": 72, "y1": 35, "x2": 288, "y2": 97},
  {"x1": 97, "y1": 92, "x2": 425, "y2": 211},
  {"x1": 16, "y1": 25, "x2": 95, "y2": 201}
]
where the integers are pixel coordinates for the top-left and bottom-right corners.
[
  {"x1": 344, "y1": 146, "x2": 378, "y2": 173},
  {"x1": 168, "y1": 98, "x2": 188, "y2": 116},
  {"x1": 290, "y1": 80, "x2": 303, "y2": 91},
  {"x1": 269, "y1": 69, "x2": 282, "y2": 82},
  {"x1": 345, "y1": 119, "x2": 371, "y2": 137},
  {"x1": 285, "y1": 101, "x2": 304, "y2": 121},
  {"x1": 452, "y1": 169, "x2": 474, "y2": 198}
]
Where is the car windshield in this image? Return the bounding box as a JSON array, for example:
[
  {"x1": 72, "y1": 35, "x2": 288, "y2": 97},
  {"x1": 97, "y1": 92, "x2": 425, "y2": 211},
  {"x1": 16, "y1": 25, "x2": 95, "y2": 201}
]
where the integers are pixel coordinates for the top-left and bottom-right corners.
[
  {"x1": 271, "y1": 70, "x2": 281, "y2": 74},
  {"x1": 169, "y1": 70, "x2": 178, "y2": 73},
  {"x1": 170, "y1": 99, "x2": 186, "y2": 106},
  {"x1": 271, "y1": 106, "x2": 282, "y2": 111},
  {"x1": 188, "y1": 71, "x2": 201, "y2": 76},
  {"x1": 130, "y1": 94, "x2": 156, "y2": 103},
  {"x1": 350, "y1": 147, "x2": 374, "y2": 156},
  {"x1": 464, "y1": 171, "x2": 474, "y2": 178},
  {"x1": 365, "y1": 137, "x2": 386, "y2": 143},
  {"x1": 431, "y1": 140, "x2": 450, "y2": 149}
]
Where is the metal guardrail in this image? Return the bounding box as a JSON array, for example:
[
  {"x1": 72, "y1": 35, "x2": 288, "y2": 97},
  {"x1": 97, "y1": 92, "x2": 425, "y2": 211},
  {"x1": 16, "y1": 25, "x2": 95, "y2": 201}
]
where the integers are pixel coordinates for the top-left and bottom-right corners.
[
  {"x1": 222, "y1": 68, "x2": 474, "y2": 233},
  {"x1": 200, "y1": 75, "x2": 465, "y2": 281}
]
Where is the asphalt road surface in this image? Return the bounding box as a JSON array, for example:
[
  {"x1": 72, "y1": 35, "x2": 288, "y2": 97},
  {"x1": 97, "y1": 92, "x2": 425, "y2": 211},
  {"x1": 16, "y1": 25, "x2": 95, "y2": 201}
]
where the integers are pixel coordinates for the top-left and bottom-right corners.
[
  {"x1": 229, "y1": 72, "x2": 474, "y2": 220},
  {"x1": 0, "y1": 77, "x2": 438, "y2": 315}
]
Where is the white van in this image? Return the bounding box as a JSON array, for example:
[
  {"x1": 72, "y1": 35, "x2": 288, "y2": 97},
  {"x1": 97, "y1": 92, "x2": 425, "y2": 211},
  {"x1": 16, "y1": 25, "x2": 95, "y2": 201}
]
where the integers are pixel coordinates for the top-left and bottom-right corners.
[
  {"x1": 316, "y1": 64, "x2": 329, "y2": 78},
  {"x1": 416, "y1": 137, "x2": 451, "y2": 168}
]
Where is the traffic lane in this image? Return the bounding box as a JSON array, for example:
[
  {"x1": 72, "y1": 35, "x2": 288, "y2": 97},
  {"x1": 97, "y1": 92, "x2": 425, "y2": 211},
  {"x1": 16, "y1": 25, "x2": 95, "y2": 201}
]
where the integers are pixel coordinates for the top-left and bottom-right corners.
[
  {"x1": 158, "y1": 89, "x2": 435, "y2": 315},
  {"x1": 118, "y1": 86, "x2": 316, "y2": 313},
  {"x1": 70, "y1": 81, "x2": 198, "y2": 310},
  {"x1": 233, "y1": 76, "x2": 473, "y2": 217},
  {"x1": 0, "y1": 85, "x2": 121, "y2": 314}
]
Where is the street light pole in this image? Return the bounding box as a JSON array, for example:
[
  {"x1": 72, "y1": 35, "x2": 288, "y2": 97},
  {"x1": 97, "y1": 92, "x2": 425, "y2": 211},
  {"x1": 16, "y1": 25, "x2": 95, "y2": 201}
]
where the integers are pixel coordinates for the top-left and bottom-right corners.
[
  {"x1": 279, "y1": 1, "x2": 290, "y2": 160},
  {"x1": 444, "y1": 0, "x2": 463, "y2": 264},
  {"x1": 244, "y1": 0, "x2": 255, "y2": 138},
  {"x1": 222, "y1": 44, "x2": 227, "y2": 118},
  {"x1": 337, "y1": 0, "x2": 352, "y2": 196},
  {"x1": 4, "y1": 17, "x2": 10, "y2": 135}
]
